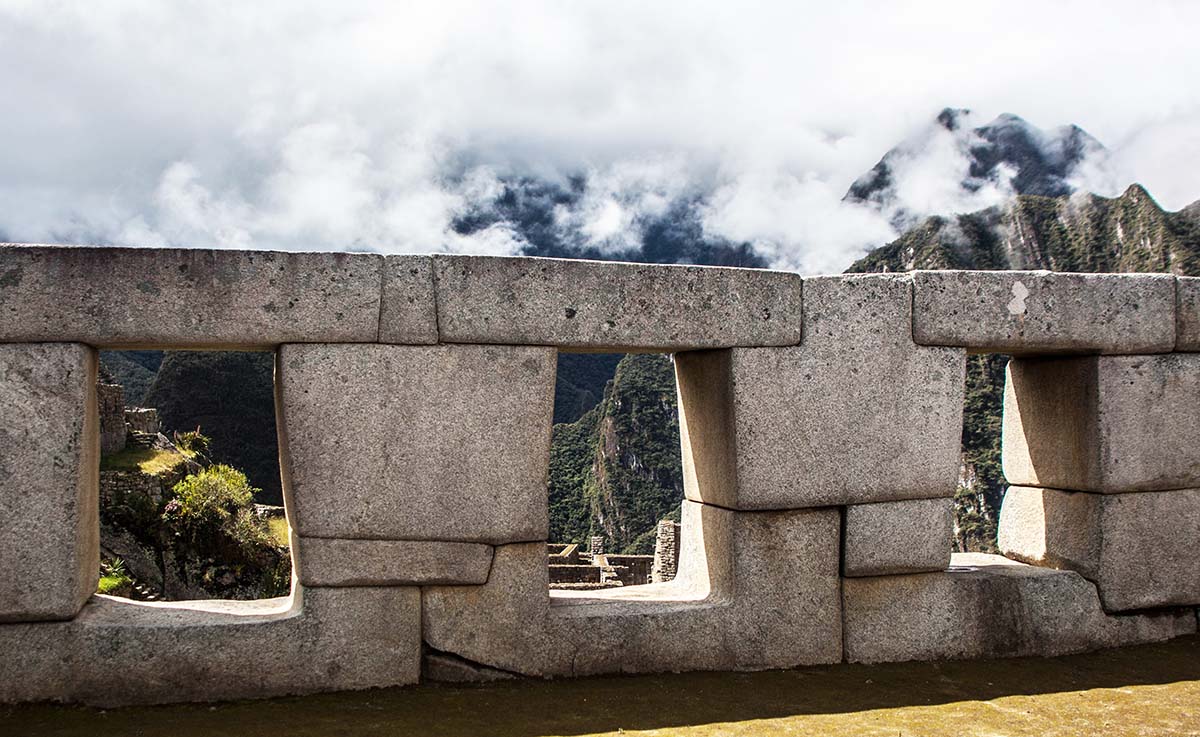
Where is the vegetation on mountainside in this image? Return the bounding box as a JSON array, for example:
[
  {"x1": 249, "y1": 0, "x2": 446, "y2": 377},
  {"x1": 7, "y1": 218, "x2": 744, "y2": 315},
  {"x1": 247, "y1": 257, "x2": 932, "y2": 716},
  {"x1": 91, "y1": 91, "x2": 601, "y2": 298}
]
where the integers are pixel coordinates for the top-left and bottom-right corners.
[
  {"x1": 553, "y1": 353, "x2": 624, "y2": 424},
  {"x1": 143, "y1": 351, "x2": 283, "y2": 504},
  {"x1": 549, "y1": 353, "x2": 683, "y2": 554},
  {"x1": 849, "y1": 185, "x2": 1200, "y2": 551},
  {"x1": 99, "y1": 350, "x2": 163, "y2": 405}
]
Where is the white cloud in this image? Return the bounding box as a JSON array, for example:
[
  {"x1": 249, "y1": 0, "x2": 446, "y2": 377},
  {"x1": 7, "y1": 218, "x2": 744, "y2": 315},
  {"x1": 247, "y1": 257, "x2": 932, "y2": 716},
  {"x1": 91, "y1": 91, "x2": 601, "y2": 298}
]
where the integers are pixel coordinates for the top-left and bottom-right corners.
[{"x1": 0, "y1": 1, "x2": 1198, "y2": 272}]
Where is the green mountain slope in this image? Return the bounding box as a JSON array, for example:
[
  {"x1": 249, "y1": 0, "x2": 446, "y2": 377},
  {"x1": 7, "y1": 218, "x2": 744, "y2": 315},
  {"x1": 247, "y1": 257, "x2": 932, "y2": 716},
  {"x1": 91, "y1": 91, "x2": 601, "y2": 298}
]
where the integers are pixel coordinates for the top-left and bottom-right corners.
[
  {"x1": 99, "y1": 350, "x2": 163, "y2": 405},
  {"x1": 849, "y1": 184, "x2": 1200, "y2": 550},
  {"x1": 549, "y1": 353, "x2": 683, "y2": 554}
]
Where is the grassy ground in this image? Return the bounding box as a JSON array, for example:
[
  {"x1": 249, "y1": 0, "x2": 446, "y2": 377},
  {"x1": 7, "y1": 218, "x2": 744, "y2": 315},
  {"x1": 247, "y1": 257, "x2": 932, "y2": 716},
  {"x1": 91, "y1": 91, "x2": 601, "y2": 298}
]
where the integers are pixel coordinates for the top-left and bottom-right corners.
[
  {"x1": 100, "y1": 447, "x2": 194, "y2": 475},
  {"x1": 266, "y1": 517, "x2": 290, "y2": 547},
  {"x1": 3, "y1": 635, "x2": 1199, "y2": 736}
]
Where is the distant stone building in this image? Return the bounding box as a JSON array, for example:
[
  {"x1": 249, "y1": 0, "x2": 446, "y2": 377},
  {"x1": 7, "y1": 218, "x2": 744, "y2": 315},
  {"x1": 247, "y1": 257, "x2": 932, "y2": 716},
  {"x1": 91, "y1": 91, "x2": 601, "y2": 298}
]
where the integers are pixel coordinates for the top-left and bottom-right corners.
[
  {"x1": 98, "y1": 380, "x2": 162, "y2": 455},
  {"x1": 548, "y1": 520, "x2": 680, "y2": 590}
]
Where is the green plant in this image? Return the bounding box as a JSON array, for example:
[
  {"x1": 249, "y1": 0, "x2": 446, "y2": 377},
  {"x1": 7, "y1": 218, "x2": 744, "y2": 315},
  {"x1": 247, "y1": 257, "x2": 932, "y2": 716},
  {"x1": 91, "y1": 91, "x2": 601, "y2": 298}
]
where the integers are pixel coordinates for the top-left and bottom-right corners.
[
  {"x1": 164, "y1": 464, "x2": 257, "y2": 531},
  {"x1": 172, "y1": 426, "x2": 211, "y2": 455},
  {"x1": 97, "y1": 558, "x2": 134, "y2": 596}
]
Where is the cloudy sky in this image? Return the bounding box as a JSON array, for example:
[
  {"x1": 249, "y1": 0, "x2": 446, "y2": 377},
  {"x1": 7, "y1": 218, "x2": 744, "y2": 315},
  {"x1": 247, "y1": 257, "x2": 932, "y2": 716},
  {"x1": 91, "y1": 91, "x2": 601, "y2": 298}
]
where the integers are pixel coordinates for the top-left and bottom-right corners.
[{"x1": 1, "y1": 1, "x2": 1198, "y2": 273}]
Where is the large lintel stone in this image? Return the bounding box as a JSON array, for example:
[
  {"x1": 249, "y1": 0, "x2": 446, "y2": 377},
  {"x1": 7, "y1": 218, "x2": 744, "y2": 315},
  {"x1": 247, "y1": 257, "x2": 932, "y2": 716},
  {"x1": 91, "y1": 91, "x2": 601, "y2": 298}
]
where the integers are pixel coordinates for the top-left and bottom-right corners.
[
  {"x1": 999, "y1": 485, "x2": 1200, "y2": 612},
  {"x1": 277, "y1": 343, "x2": 555, "y2": 543},
  {"x1": 677, "y1": 274, "x2": 965, "y2": 510},
  {"x1": 1003, "y1": 354, "x2": 1200, "y2": 492},
  {"x1": 843, "y1": 498, "x2": 953, "y2": 576},
  {"x1": 294, "y1": 538, "x2": 493, "y2": 586},
  {"x1": 0, "y1": 343, "x2": 99, "y2": 622},
  {"x1": 912, "y1": 270, "x2": 1175, "y2": 354},
  {"x1": 0, "y1": 244, "x2": 397, "y2": 348},
  {"x1": 432, "y1": 255, "x2": 803, "y2": 351},
  {"x1": 843, "y1": 553, "x2": 1194, "y2": 664}
]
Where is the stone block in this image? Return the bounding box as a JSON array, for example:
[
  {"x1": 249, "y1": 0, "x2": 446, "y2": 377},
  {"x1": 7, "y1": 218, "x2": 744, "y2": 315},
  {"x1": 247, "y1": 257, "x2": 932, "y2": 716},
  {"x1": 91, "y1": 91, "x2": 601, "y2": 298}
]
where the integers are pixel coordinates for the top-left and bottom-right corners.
[
  {"x1": 277, "y1": 343, "x2": 555, "y2": 543},
  {"x1": 1003, "y1": 354, "x2": 1200, "y2": 492},
  {"x1": 677, "y1": 275, "x2": 965, "y2": 510},
  {"x1": 0, "y1": 343, "x2": 99, "y2": 622},
  {"x1": 432, "y1": 255, "x2": 803, "y2": 350},
  {"x1": 999, "y1": 485, "x2": 1200, "y2": 612},
  {"x1": 423, "y1": 501, "x2": 842, "y2": 678},
  {"x1": 379, "y1": 255, "x2": 438, "y2": 345},
  {"x1": 843, "y1": 498, "x2": 953, "y2": 576},
  {"x1": 294, "y1": 538, "x2": 493, "y2": 586},
  {"x1": 0, "y1": 245, "x2": 393, "y2": 348},
  {"x1": 913, "y1": 270, "x2": 1175, "y2": 354},
  {"x1": 1176, "y1": 276, "x2": 1200, "y2": 351},
  {"x1": 843, "y1": 553, "x2": 1194, "y2": 664},
  {"x1": 0, "y1": 586, "x2": 421, "y2": 706}
]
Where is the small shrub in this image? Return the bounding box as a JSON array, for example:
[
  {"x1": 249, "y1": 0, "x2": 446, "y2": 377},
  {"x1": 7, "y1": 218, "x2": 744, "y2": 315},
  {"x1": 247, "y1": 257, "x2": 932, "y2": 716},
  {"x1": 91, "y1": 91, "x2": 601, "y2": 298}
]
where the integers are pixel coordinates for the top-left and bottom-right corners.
[
  {"x1": 166, "y1": 465, "x2": 256, "y2": 526},
  {"x1": 173, "y1": 427, "x2": 212, "y2": 456},
  {"x1": 97, "y1": 558, "x2": 134, "y2": 596}
]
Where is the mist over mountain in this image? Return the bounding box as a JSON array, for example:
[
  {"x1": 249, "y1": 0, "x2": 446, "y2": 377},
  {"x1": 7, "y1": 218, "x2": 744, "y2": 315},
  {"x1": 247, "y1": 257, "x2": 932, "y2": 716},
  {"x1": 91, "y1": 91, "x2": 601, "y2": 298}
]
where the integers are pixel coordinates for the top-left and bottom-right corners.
[
  {"x1": 396, "y1": 109, "x2": 1115, "y2": 270},
  {"x1": 845, "y1": 108, "x2": 1113, "y2": 232},
  {"x1": 449, "y1": 174, "x2": 767, "y2": 267}
]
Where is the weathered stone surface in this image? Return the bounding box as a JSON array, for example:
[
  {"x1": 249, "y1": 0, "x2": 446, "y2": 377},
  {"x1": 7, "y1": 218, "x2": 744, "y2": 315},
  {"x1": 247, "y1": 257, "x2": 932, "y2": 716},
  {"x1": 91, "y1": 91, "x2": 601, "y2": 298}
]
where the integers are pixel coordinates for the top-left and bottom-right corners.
[
  {"x1": 0, "y1": 245, "x2": 387, "y2": 348},
  {"x1": 843, "y1": 553, "x2": 1194, "y2": 664},
  {"x1": 677, "y1": 275, "x2": 965, "y2": 510},
  {"x1": 913, "y1": 270, "x2": 1175, "y2": 354},
  {"x1": 0, "y1": 343, "x2": 98, "y2": 622},
  {"x1": 423, "y1": 501, "x2": 842, "y2": 678},
  {"x1": 1175, "y1": 276, "x2": 1200, "y2": 351},
  {"x1": 378, "y1": 255, "x2": 438, "y2": 345},
  {"x1": 999, "y1": 486, "x2": 1200, "y2": 612},
  {"x1": 432, "y1": 255, "x2": 803, "y2": 350},
  {"x1": 0, "y1": 587, "x2": 420, "y2": 706},
  {"x1": 423, "y1": 651, "x2": 519, "y2": 683},
  {"x1": 277, "y1": 343, "x2": 555, "y2": 543},
  {"x1": 294, "y1": 538, "x2": 493, "y2": 586},
  {"x1": 843, "y1": 498, "x2": 953, "y2": 577},
  {"x1": 1003, "y1": 354, "x2": 1200, "y2": 492}
]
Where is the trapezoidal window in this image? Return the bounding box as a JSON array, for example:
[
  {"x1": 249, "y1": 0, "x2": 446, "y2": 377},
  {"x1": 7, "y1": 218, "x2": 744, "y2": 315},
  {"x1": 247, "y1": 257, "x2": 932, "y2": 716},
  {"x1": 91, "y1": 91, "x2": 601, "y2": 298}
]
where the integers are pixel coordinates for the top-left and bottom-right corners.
[
  {"x1": 547, "y1": 351, "x2": 685, "y2": 592},
  {"x1": 96, "y1": 350, "x2": 291, "y2": 602},
  {"x1": 955, "y1": 352, "x2": 1011, "y2": 553}
]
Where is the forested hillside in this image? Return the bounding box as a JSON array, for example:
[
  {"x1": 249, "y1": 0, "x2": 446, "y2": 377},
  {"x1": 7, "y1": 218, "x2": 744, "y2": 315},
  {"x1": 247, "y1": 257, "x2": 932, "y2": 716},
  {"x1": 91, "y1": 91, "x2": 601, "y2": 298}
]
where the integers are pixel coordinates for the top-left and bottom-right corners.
[{"x1": 549, "y1": 353, "x2": 683, "y2": 553}]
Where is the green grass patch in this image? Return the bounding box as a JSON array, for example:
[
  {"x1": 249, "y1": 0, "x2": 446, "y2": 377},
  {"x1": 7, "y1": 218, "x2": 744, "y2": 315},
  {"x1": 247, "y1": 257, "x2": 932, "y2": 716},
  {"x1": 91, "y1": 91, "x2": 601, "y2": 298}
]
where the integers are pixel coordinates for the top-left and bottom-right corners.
[
  {"x1": 100, "y1": 447, "x2": 193, "y2": 475},
  {"x1": 267, "y1": 516, "x2": 291, "y2": 547},
  {"x1": 97, "y1": 574, "x2": 133, "y2": 595}
]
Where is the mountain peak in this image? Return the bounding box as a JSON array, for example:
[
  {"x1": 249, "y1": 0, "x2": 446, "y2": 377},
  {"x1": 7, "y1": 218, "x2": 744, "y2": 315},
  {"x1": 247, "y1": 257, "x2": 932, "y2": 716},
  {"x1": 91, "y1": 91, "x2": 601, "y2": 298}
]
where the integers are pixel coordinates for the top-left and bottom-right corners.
[{"x1": 845, "y1": 109, "x2": 1110, "y2": 230}]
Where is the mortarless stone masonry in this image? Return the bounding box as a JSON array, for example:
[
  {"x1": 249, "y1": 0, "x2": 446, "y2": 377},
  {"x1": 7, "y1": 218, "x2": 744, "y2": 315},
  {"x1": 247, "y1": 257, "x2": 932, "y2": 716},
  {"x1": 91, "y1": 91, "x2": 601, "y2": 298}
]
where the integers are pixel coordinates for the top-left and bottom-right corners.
[
  {"x1": 0, "y1": 245, "x2": 1196, "y2": 706},
  {"x1": 651, "y1": 519, "x2": 682, "y2": 583}
]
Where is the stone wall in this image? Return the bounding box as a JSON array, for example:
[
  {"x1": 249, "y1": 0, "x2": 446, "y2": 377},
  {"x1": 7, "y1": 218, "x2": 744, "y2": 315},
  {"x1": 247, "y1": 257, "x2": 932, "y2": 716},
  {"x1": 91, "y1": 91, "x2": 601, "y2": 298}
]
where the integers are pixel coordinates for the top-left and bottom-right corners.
[
  {"x1": 97, "y1": 382, "x2": 126, "y2": 455},
  {"x1": 0, "y1": 246, "x2": 1197, "y2": 706},
  {"x1": 124, "y1": 407, "x2": 159, "y2": 435},
  {"x1": 652, "y1": 520, "x2": 682, "y2": 583}
]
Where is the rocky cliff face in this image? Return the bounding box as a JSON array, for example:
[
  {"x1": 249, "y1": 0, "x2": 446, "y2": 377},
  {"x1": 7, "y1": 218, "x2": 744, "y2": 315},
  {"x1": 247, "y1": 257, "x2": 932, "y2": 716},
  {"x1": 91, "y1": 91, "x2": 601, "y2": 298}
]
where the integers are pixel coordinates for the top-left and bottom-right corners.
[{"x1": 549, "y1": 353, "x2": 683, "y2": 554}]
